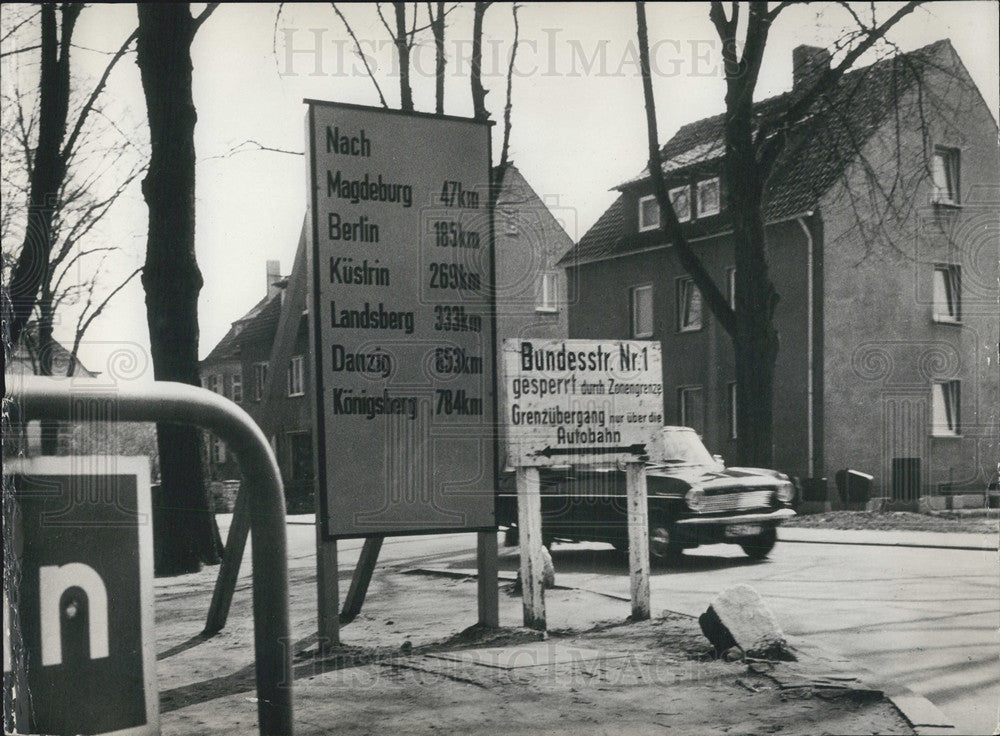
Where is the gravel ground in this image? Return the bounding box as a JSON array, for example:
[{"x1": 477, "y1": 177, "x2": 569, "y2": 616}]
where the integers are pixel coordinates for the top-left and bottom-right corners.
[{"x1": 784, "y1": 509, "x2": 999, "y2": 535}]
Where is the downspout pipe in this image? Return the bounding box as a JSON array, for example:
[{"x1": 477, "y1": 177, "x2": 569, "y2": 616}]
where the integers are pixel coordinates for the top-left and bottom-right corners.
[{"x1": 795, "y1": 217, "x2": 815, "y2": 479}]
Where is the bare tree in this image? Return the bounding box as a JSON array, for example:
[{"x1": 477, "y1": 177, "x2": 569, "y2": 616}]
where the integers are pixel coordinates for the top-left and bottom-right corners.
[
  {"x1": 634, "y1": 1, "x2": 922, "y2": 467},
  {"x1": 2, "y1": 6, "x2": 141, "y2": 452},
  {"x1": 135, "y1": 2, "x2": 222, "y2": 575}
]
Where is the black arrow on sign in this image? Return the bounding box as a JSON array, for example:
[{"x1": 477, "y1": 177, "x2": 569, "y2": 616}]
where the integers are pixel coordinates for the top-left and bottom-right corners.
[{"x1": 532, "y1": 444, "x2": 647, "y2": 459}]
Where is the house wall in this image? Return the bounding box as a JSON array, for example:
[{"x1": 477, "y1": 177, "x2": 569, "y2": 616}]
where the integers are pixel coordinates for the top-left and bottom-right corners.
[
  {"x1": 818, "y1": 48, "x2": 999, "y2": 501},
  {"x1": 492, "y1": 166, "x2": 575, "y2": 466},
  {"x1": 566, "y1": 218, "x2": 812, "y2": 477}
]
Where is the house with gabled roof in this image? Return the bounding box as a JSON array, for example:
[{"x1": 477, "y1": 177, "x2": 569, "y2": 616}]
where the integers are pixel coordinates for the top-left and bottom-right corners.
[
  {"x1": 559, "y1": 41, "x2": 998, "y2": 508},
  {"x1": 201, "y1": 163, "x2": 575, "y2": 510}
]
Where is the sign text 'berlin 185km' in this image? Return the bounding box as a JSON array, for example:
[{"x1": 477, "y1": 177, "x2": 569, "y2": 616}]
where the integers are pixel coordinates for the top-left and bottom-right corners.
[
  {"x1": 307, "y1": 100, "x2": 496, "y2": 539},
  {"x1": 502, "y1": 339, "x2": 666, "y2": 467}
]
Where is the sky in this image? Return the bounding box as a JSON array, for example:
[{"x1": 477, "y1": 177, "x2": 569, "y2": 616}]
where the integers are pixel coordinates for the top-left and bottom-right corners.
[{"x1": 3, "y1": 2, "x2": 998, "y2": 377}]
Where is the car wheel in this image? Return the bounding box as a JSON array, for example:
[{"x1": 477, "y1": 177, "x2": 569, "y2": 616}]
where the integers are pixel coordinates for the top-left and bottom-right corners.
[
  {"x1": 740, "y1": 526, "x2": 777, "y2": 560},
  {"x1": 648, "y1": 524, "x2": 684, "y2": 563}
]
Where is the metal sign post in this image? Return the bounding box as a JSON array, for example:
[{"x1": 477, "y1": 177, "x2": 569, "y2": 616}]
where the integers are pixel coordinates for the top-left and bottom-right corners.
[
  {"x1": 6, "y1": 375, "x2": 294, "y2": 735},
  {"x1": 500, "y1": 339, "x2": 665, "y2": 628}
]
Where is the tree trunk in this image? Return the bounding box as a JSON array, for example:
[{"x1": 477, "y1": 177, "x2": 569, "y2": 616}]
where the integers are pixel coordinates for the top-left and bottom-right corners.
[
  {"x1": 135, "y1": 3, "x2": 222, "y2": 575},
  {"x1": 37, "y1": 289, "x2": 60, "y2": 455},
  {"x1": 724, "y1": 94, "x2": 780, "y2": 468},
  {"x1": 393, "y1": 2, "x2": 413, "y2": 111},
  {"x1": 4, "y1": 3, "x2": 75, "y2": 347},
  {"x1": 431, "y1": 1, "x2": 445, "y2": 114},
  {"x1": 471, "y1": 2, "x2": 489, "y2": 120}
]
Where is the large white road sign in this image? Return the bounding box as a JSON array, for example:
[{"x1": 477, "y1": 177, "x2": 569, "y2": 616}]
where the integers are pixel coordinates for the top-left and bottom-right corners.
[
  {"x1": 502, "y1": 339, "x2": 666, "y2": 467},
  {"x1": 306, "y1": 100, "x2": 496, "y2": 539}
]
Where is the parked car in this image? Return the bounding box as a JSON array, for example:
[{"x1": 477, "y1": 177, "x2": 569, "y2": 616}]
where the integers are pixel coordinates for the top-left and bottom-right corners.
[{"x1": 498, "y1": 426, "x2": 796, "y2": 561}]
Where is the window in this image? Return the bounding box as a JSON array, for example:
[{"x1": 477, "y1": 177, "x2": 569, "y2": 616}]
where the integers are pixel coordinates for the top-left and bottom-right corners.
[
  {"x1": 676, "y1": 277, "x2": 702, "y2": 332},
  {"x1": 232, "y1": 372, "x2": 243, "y2": 403},
  {"x1": 931, "y1": 147, "x2": 959, "y2": 204},
  {"x1": 253, "y1": 362, "x2": 268, "y2": 402},
  {"x1": 211, "y1": 435, "x2": 226, "y2": 464},
  {"x1": 669, "y1": 185, "x2": 691, "y2": 223},
  {"x1": 207, "y1": 374, "x2": 219, "y2": 394},
  {"x1": 638, "y1": 195, "x2": 659, "y2": 232},
  {"x1": 727, "y1": 267, "x2": 736, "y2": 308},
  {"x1": 537, "y1": 271, "x2": 558, "y2": 312},
  {"x1": 678, "y1": 386, "x2": 704, "y2": 435},
  {"x1": 631, "y1": 285, "x2": 653, "y2": 338},
  {"x1": 287, "y1": 355, "x2": 304, "y2": 397},
  {"x1": 931, "y1": 380, "x2": 960, "y2": 436},
  {"x1": 932, "y1": 264, "x2": 961, "y2": 323},
  {"x1": 697, "y1": 178, "x2": 720, "y2": 217},
  {"x1": 728, "y1": 382, "x2": 738, "y2": 440}
]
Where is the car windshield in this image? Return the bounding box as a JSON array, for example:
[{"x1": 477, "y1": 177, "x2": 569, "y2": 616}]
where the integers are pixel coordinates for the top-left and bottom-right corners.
[{"x1": 658, "y1": 428, "x2": 718, "y2": 467}]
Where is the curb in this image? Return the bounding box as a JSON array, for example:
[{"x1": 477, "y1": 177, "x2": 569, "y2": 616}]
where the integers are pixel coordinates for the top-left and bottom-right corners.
[
  {"x1": 786, "y1": 637, "x2": 959, "y2": 735},
  {"x1": 777, "y1": 536, "x2": 995, "y2": 552}
]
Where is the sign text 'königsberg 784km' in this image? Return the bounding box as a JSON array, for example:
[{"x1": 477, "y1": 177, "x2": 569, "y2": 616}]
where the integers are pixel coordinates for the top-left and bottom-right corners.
[{"x1": 306, "y1": 101, "x2": 496, "y2": 539}]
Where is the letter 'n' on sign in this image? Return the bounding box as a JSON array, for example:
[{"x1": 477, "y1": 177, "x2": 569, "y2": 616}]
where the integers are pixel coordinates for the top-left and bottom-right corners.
[
  {"x1": 39, "y1": 563, "x2": 110, "y2": 666},
  {"x1": 4, "y1": 457, "x2": 159, "y2": 735}
]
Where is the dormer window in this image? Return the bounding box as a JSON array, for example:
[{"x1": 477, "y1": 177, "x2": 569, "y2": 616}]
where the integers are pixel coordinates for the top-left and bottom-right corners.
[
  {"x1": 638, "y1": 195, "x2": 659, "y2": 232},
  {"x1": 697, "y1": 178, "x2": 720, "y2": 217},
  {"x1": 669, "y1": 185, "x2": 691, "y2": 222}
]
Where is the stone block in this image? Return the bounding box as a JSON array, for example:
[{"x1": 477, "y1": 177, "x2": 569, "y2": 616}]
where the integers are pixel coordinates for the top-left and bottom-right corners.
[{"x1": 700, "y1": 584, "x2": 793, "y2": 660}]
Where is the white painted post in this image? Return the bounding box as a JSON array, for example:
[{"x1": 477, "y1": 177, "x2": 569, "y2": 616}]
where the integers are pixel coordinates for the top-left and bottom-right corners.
[
  {"x1": 626, "y1": 462, "x2": 650, "y2": 621},
  {"x1": 516, "y1": 466, "x2": 546, "y2": 630}
]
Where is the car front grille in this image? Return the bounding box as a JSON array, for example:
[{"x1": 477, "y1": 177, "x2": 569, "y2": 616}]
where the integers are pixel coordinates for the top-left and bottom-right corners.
[{"x1": 700, "y1": 488, "x2": 774, "y2": 514}]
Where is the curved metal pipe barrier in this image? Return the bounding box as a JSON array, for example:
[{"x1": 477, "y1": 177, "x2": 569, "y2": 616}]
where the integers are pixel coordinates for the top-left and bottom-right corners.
[{"x1": 6, "y1": 375, "x2": 293, "y2": 735}]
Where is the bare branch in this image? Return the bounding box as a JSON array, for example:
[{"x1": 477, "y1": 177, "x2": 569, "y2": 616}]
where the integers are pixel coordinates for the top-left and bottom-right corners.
[
  {"x1": 635, "y1": 0, "x2": 736, "y2": 337},
  {"x1": 61, "y1": 27, "x2": 138, "y2": 162},
  {"x1": 332, "y1": 3, "x2": 390, "y2": 108},
  {"x1": 204, "y1": 139, "x2": 305, "y2": 160},
  {"x1": 756, "y1": 0, "x2": 923, "y2": 177},
  {"x1": 0, "y1": 44, "x2": 42, "y2": 59},
  {"x1": 192, "y1": 3, "x2": 221, "y2": 33},
  {"x1": 499, "y1": 3, "x2": 520, "y2": 169}
]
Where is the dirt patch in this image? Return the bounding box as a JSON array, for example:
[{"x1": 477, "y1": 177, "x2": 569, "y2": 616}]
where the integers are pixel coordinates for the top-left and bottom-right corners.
[
  {"x1": 156, "y1": 564, "x2": 914, "y2": 735},
  {"x1": 785, "y1": 510, "x2": 998, "y2": 535}
]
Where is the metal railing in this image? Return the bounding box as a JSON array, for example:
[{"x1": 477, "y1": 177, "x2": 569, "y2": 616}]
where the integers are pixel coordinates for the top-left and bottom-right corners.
[{"x1": 5, "y1": 375, "x2": 293, "y2": 735}]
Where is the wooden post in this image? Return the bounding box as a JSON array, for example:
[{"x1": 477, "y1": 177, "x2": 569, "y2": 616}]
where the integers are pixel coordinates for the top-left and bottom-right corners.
[
  {"x1": 477, "y1": 530, "x2": 499, "y2": 627},
  {"x1": 626, "y1": 462, "x2": 651, "y2": 621},
  {"x1": 316, "y1": 528, "x2": 340, "y2": 648},
  {"x1": 516, "y1": 466, "x2": 546, "y2": 630},
  {"x1": 340, "y1": 536, "x2": 383, "y2": 623},
  {"x1": 204, "y1": 486, "x2": 251, "y2": 634}
]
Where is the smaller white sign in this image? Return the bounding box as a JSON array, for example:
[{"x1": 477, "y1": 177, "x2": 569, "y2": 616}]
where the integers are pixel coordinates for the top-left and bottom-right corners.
[{"x1": 501, "y1": 339, "x2": 666, "y2": 467}]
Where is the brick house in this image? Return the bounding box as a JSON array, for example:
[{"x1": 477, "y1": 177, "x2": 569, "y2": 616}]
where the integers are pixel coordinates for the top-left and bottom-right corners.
[
  {"x1": 558, "y1": 40, "x2": 998, "y2": 507},
  {"x1": 201, "y1": 164, "x2": 574, "y2": 509}
]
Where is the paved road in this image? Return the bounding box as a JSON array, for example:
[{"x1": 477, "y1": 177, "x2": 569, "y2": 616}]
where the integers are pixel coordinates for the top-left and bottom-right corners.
[{"x1": 335, "y1": 529, "x2": 998, "y2": 735}]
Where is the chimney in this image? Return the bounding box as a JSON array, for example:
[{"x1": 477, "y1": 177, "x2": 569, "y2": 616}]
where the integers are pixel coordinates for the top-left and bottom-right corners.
[
  {"x1": 792, "y1": 45, "x2": 831, "y2": 91},
  {"x1": 266, "y1": 260, "x2": 282, "y2": 299}
]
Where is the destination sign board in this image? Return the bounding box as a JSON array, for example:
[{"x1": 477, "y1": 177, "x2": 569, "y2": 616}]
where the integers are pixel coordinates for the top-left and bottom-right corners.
[
  {"x1": 306, "y1": 100, "x2": 496, "y2": 539},
  {"x1": 501, "y1": 339, "x2": 666, "y2": 467}
]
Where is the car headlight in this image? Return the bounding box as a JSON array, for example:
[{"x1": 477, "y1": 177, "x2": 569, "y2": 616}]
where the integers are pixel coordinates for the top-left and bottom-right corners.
[
  {"x1": 685, "y1": 486, "x2": 706, "y2": 511},
  {"x1": 775, "y1": 482, "x2": 795, "y2": 504}
]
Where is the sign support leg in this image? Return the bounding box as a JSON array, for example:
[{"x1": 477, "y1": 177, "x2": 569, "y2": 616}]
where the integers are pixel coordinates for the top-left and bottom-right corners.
[
  {"x1": 205, "y1": 485, "x2": 250, "y2": 634},
  {"x1": 516, "y1": 466, "x2": 546, "y2": 631},
  {"x1": 477, "y1": 530, "x2": 499, "y2": 627},
  {"x1": 626, "y1": 462, "x2": 651, "y2": 621},
  {"x1": 340, "y1": 536, "x2": 382, "y2": 623},
  {"x1": 316, "y1": 528, "x2": 340, "y2": 648}
]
